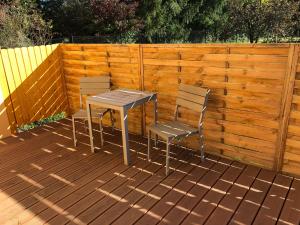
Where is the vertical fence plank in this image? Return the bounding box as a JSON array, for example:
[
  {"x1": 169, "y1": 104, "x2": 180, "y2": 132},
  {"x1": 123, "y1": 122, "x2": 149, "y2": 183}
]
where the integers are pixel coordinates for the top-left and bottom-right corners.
[
  {"x1": 21, "y1": 47, "x2": 32, "y2": 77},
  {"x1": 28, "y1": 46, "x2": 37, "y2": 71},
  {"x1": 0, "y1": 51, "x2": 17, "y2": 133},
  {"x1": 3, "y1": 43, "x2": 300, "y2": 176},
  {"x1": 8, "y1": 48, "x2": 31, "y2": 122},
  {"x1": 34, "y1": 46, "x2": 42, "y2": 65},
  {"x1": 40, "y1": 45, "x2": 48, "y2": 61},
  {"x1": 0, "y1": 44, "x2": 69, "y2": 131},
  {"x1": 14, "y1": 48, "x2": 27, "y2": 82},
  {"x1": 1, "y1": 49, "x2": 25, "y2": 125},
  {"x1": 275, "y1": 44, "x2": 300, "y2": 171}
]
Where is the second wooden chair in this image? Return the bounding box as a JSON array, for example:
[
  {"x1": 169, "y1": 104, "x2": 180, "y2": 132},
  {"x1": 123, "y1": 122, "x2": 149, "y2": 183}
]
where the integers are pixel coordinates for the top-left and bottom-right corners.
[
  {"x1": 147, "y1": 83, "x2": 210, "y2": 175},
  {"x1": 72, "y1": 76, "x2": 114, "y2": 147}
]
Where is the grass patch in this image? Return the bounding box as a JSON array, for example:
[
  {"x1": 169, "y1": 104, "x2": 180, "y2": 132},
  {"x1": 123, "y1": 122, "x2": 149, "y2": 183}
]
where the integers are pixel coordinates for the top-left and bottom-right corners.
[{"x1": 18, "y1": 112, "x2": 66, "y2": 132}]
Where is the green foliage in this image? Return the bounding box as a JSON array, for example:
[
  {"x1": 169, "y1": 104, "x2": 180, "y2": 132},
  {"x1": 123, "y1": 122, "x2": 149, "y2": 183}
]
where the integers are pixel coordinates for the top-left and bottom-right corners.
[
  {"x1": 2, "y1": 0, "x2": 300, "y2": 45},
  {"x1": 140, "y1": 0, "x2": 209, "y2": 43},
  {"x1": 90, "y1": 0, "x2": 142, "y2": 43},
  {"x1": 18, "y1": 112, "x2": 66, "y2": 132},
  {"x1": 41, "y1": 0, "x2": 95, "y2": 37},
  {"x1": 225, "y1": 0, "x2": 299, "y2": 43},
  {"x1": 190, "y1": 0, "x2": 228, "y2": 42},
  {"x1": 0, "y1": 0, "x2": 52, "y2": 48}
]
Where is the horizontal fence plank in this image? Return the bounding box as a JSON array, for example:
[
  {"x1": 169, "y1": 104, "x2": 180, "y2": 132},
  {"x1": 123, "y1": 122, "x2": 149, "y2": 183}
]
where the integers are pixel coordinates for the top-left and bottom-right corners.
[
  {"x1": 281, "y1": 45, "x2": 300, "y2": 176},
  {"x1": 2, "y1": 43, "x2": 300, "y2": 177},
  {"x1": 0, "y1": 44, "x2": 69, "y2": 130},
  {"x1": 140, "y1": 44, "x2": 291, "y2": 173}
]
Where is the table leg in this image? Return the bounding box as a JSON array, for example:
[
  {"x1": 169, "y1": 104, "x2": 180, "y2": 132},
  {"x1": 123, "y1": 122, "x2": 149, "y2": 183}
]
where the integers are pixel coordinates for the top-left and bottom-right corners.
[
  {"x1": 154, "y1": 97, "x2": 158, "y2": 147},
  {"x1": 120, "y1": 108, "x2": 130, "y2": 165},
  {"x1": 154, "y1": 97, "x2": 158, "y2": 124},
  {"x1": 87, "y1": 102, "x2": 94, "y2": 153}
]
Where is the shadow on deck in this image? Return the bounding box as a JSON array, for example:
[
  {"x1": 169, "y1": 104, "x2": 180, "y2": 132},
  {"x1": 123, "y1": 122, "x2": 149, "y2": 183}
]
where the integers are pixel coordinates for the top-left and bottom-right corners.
[{"x1": 0, "y1": 118, "x2": 299, "y2": 225}]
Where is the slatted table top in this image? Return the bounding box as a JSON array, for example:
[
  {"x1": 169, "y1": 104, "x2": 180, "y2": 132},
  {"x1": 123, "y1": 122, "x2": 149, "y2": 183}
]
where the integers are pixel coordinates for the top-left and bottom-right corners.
[{"x1": 87, "y1": 89, "x2": 157, "y2": 108}]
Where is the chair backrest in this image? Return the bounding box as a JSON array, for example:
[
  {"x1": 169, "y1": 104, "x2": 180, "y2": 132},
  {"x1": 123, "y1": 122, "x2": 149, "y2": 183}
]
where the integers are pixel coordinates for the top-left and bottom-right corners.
[
  {"x1": 79, "y1": 76, "x2": 110, "y2": 108},
  {"x1": 175, "y1": 83, "x2": 210, "y2": 125}
]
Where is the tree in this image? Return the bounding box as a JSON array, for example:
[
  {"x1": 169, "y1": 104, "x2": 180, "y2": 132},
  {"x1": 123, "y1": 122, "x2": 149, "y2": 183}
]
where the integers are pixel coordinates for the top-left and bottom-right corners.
[
  {"x1": 0, "y1": 0, "x2": 52, "y2": 48},
  {"x1": 90, "y1": 0, "x2": 142, "y2": 43},
  {"x1": 226, "y1": 0, "x2": 299, "y2": 43},
  {"x1": 265, "y1": 0, "x2": 300, "y2": 42},
  {"x1": 140, "y1": 0, "x2": 227, "y2": 43},
  {"x1": 140, "y1": 0, "x2": 197, "y2": 43},
  {"x1": 40, "y1": 0, "x2": 95, "y2": 37},
  {"x1": 190, "y1": 0, "x2": 228, "y2": 42}
]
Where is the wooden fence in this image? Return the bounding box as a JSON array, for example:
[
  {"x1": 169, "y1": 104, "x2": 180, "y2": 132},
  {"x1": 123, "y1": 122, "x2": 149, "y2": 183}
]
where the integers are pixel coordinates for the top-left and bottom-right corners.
[
  {"x1": 280, "y1": 45, "x2": 300, "y2": 175},
  {"x1": 0, "y1": 44, "x2": 69, "y2": 131},
  {"x1": 1, "y1": 43, "x2": 300, "y2": 177},
  {"x1": 62, "y1": 44, "x2": 141, "y2": 132}
]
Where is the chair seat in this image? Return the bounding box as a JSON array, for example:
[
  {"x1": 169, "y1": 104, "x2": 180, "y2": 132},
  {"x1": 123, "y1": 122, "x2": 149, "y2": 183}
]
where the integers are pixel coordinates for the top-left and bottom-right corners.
[
  {"x1": 72, "y1": 108, "x2": 109, "y2": 119},
  {"x1": 148, "y1": 121, "x2": 198, "y2": 140}
]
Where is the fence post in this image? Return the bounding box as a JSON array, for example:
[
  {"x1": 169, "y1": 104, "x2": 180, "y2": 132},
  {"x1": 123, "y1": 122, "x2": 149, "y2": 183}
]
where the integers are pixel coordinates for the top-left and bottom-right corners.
[
  {"x1": 274, "y1": 44, "x2": 300, "y2": 172},
  {"x1": 138, "y1": 44, "x2": 146, "y2": 136},
  {"x1": 58, "y1": 44, "x2": 71, "y2": 116}
]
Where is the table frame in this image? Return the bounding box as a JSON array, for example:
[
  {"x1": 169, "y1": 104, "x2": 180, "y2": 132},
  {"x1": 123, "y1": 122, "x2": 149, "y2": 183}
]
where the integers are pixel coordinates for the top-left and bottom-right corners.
[{"x1": 86, "y1": 89, "x2": 157, "y2": 165}]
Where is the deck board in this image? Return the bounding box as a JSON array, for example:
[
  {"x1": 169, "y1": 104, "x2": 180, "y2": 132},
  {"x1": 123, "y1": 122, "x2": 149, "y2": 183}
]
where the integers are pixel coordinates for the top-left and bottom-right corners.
[
  {"x1": 181, "y1": 161, "x2": 245, "y2": 225},
  {"x1": 204, "y1": 165, "x2": 261, "y2": 225},
  {"x1": 0, "y1": 118, "x2": 299, "y2": 225},
  {"x1": 277, "y1": 178, "x2": 300, "y2": 225},
  {"x1": 229, "y1": 169, "x2": 277, "y2": 225}
]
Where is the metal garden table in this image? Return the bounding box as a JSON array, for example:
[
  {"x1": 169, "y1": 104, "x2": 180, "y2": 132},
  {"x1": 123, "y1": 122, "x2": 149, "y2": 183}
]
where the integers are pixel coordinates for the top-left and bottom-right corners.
[{"x1": 86, "y1": 89, "x2": 157, "y2": 166}]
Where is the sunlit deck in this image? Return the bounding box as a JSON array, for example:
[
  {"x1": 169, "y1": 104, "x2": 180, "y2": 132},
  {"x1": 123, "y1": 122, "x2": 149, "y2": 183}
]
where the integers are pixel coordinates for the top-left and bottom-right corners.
[{"x1": 0, "y1": 118, "x2": 299, "y2": 225}]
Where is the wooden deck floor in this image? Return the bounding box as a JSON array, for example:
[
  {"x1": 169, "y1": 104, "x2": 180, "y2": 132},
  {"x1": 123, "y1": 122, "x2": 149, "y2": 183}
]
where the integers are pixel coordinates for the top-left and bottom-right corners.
[{"x1": 0, "y1": 118, "x2": 299, "y2": 225}]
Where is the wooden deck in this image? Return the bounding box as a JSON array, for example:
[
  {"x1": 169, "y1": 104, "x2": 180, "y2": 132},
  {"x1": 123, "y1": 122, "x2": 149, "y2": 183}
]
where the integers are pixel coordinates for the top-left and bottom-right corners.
[{"x1": 0, "y1": 118, "x2": 299, "y2": 225}]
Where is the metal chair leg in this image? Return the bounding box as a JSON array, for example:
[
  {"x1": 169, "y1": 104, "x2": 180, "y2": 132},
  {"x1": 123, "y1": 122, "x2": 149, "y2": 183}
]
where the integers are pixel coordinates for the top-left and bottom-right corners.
[
  {"x1": 166, "y1": 140, "x2": 170, "y2": 175},
  {"x1": 200, "y1": 134, "x2": 205, "y2": 162},
  {"x1": 110, "y1": 109, "x2": 114, "y2": 133},
  {"x1": 99, "y1": 116, "x2": 104, "y2": 147},
  {"x1": 72, "y1": 117, "x2": 77, "y2": 147},
  {"x1": 84, "y1": 119, "x2": 88, "y2": 132},
  {"x1": 148, "y1": 130, "x2": 151, "y2": 162},
  {"x1": 154, "y1": 134, "x2": 158, "y2": 147}
]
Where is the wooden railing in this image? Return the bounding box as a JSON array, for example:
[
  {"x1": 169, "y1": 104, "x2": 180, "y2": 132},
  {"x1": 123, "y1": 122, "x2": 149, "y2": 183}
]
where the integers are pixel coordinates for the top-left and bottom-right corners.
[{"x1": 1, "y1": 43, "x2": 300, "y2": 177}]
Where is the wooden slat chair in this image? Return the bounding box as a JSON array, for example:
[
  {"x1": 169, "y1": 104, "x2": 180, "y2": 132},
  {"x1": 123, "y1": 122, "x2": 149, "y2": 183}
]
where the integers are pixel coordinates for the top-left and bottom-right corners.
[
  {"x1": 147, "y1": 83, "x2": 210, "y2": 175},
  {"x1": 72, "y1": 76, "x2": 114, "y2": 147}
]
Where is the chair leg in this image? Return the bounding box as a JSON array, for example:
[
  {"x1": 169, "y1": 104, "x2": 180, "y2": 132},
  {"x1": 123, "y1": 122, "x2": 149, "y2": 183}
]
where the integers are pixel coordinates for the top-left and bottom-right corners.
[
  {"x1": 148, "y1": 130, "x2": 152, "y2": 162},
  {"x1": 166, "y1": 140, "x2": 170, "y2": 175},
  {"x1": 200, "y1": 134, "x2": 205, "y2": 162},
  {"x1": 99, "y1": 116, "x2": 104, "y2": 147},
  {"x1": 84, "y1": 119, "x2": 88, "y2": 132},
  {"x1": 72, "y1": 117, "x2": 77, "y2": 147},
  {"x1": 110, "y1": 109, "x2": 114, "y2": 133},
  {"x1": 154, "y1": 134, "x2": 158, "y2": 147}
]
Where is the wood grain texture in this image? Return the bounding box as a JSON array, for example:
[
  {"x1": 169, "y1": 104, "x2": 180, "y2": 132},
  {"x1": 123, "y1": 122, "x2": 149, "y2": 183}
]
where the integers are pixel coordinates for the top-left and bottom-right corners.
[
  {"x1": 281, "y1": 46, "x2": 300, "y2": 176},
  {"x1": 2, "y1": 43, "x2": 300, "y2": 176},
  {"x1": 0, "y1": 44, "x2": 69, "y2": 131},
  {"x1": 0, "y1": 117, "x2": 299, "y2": 225},
  {"x1": 141, "y1": 44, "x2": 291, "y2": 172},
  {"x1": 275, "y1": 45, "x2": 300, "y2": 172}
]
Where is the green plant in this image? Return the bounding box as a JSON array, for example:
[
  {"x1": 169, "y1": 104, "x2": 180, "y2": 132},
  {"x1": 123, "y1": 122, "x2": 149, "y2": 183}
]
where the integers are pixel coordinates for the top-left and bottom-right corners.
[
  {"x1": 18, "y1": 112, "x2": 66, "y2": 132},
  {"x1": 225, "y1": 0, "x2": 299, "y2": 43},
  {"x1": 0, "y1": 0, "x2": 52, "y2": 48}
]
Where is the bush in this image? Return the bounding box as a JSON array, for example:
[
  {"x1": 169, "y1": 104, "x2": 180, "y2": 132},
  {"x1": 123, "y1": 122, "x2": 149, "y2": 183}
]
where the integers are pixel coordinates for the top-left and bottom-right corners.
[{"x1": 0, "y1": 0, "x2": 52, "y2": 48}]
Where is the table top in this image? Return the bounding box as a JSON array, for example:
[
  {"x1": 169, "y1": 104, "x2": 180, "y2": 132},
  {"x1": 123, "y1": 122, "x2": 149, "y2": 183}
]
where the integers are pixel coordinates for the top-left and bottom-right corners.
[{"x1": 87, "y1": 89, "x2": 157, "y2": 109}]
